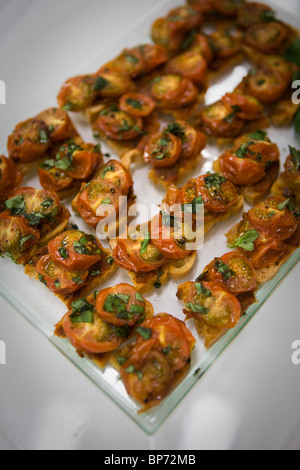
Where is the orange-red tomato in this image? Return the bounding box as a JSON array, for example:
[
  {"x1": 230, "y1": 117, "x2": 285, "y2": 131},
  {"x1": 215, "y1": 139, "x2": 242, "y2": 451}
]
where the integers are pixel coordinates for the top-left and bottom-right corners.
[
  {"x1": 150, "y1": 213, "x2": 192, "y2": 260},
  {"x1": 248, "y1": 196, "x2": 299, "y2": 241},
  {"x1": 238, "y1": 2, "x2": 274, "y2": 29},
  {"x1": 213, "y1": 0, "x2": 245, "y2": 17},
  {"x1": 195, "y1": 173, "x2": 238, "y2": 213},
  {"x1": 167, "y1": 51, "x2": 207, "y2": 86},
  {"x1": 245, "y1": 22, "x2": 288, "y2": 54},
  {"x1": 183, "y1": 281, "x2": 241, "y2": 330},
  {"x1": 48, "y1": 230, "x2": 103, "y2": 271},
  {"x1": 62, "y1": 296, "x2": 122, "y2": 354},
  {"x1": 248, "y1": 67, "x2": 289, "y2": 104},
  {"x1": 283, "y1": 151, "x2": 300, "y2": 190},
  {"x1": 186, "y1": 0, "x2": 214, "y2": 14},
  {"x1": 7, "y1": 119, "x2": 51, "y2": 163},
  {"x1": 38, "y1": 166, "x2": 74, "y2": 192},
  {"x1": 132, "y1": 44, "x2": 168, "y2": 74},
  {"x1": 100, "y1": 48, "x2": 145, "y2": 79},
  {"x1": 204, "y1": 252, "x2": 257, "y2": 294},
  {"x1": 166, "y1": 6, "x2": 203, "y2": 35},
  {"x1": 57, "y1": 75, "x2": 98, "y2": 111},
  {"x1": 219, "y1": 150, "x2": 266, "y2": 185},
  {"x1": 202, "y1": 101, "x2": 244, "y2": 137},
  {"x1": 150, "y1": 75, "x2": 198, "y2": 109},
  {"x1": 76, "y1": 179, "x2": 124, "y2": 229},
  {"x1": 93, "y1": 105, "x2": 143, "y2": 141},
  {"x1": 95, "y1": 160, "x2": 133, "y2": 196},
  {"x1": 143, "y1": 131, "x2": 182, "y2": 168},
  {"x1": 36, "y1": 108, "x2": 75, "y2": 142},
  {"x1": 263, "y1": 56, "x2": 293, "y2": 82},
  {"x1": 233, "y1": 133, "x2": 280, "y2": 163},
  {"x1": 36, "y1": 254, "x2": 89, "y2": 295},
  {"x1": 93, "y1": 72, "x2": 135, "y2": 98},
  {"x1": 113, "y1": 230, "x2": 166, "y2": 273},
  {"x1": 0, "y1": 214, "x2": 40, "y2": 260},
  {"x1": 55, "y1": 142, "x2": 102, "y2": 181},
  {"x1": 222, "y1": 93, "x2": 263, "y2": 120},
  {"x1": 119, "y1": 92, "x2": 155, "y2": 117},
  {"x1": 96, "y1": 284, "x2": 146, "y2": 327},
  {"x1": 247, "y1": 237, "x2": 291, "y2": 269},
  {"x1": 138, "y1": 314, "x2": 195, "y2": 372},
  {"x1": 174, "y1": 121, "x2": 206, "y2": 160},
  {"x1": 0, "y1": 156, "x2": 23, "y2": 199},
  {"x1": 189, "y1": 33, "x2": 214, "y2": 63},
  {"x1": 209, "y1": 30, "x2": 241, "y2": 58}
]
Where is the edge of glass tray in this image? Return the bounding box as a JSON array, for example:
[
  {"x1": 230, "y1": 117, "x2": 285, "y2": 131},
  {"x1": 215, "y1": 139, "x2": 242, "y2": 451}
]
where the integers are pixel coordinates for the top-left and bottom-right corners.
[{"x1": 0, "y1": 249, "x2": 299, "y2": 434}]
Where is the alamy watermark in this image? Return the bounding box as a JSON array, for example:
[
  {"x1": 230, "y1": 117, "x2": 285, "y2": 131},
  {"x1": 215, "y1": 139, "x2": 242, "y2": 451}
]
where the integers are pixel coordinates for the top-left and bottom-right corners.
[
  {"x1": 291, "y1": 340, "x2": 300, "y2": 366},
  {"x1": 0, "y1": 80, "x2": 6, "y2": 104},
  {"x1": 0, "y1": 340, "x2": 6, "y2": 365},
  {"x1": 292, "y1": 80, "x2": 300, "y2": 105}
]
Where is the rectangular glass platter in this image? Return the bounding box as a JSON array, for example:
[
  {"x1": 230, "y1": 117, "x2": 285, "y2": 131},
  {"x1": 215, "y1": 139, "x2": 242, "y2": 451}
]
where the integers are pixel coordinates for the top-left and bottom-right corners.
[{"x1": 0, "y1": 0, "x2": 299, "y2": 434}]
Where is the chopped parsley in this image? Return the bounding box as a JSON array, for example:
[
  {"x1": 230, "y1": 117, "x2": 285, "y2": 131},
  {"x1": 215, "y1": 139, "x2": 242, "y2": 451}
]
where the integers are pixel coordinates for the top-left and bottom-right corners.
[
  {"x1": 204, "y1": 174, "x2": 226, "y2": 191},
  {"x1": 126, "y1": 98, "x2": 142, "y2": 110}
]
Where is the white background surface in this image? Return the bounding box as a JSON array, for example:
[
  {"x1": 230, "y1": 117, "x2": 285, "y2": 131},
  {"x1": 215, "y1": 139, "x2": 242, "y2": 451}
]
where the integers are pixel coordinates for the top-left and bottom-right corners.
[{"x1": 0, "y1": 0, "x2": 300, "y2": 450}]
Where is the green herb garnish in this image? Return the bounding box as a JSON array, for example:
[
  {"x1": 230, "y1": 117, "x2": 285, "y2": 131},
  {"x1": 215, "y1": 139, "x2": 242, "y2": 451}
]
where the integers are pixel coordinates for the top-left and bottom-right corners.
[
  {"x1": 136, "y1": 327, "x2": 152, "y2": 340},
  {"x1": 228, "y1": 230, "x2": 259, "y2": 252}
]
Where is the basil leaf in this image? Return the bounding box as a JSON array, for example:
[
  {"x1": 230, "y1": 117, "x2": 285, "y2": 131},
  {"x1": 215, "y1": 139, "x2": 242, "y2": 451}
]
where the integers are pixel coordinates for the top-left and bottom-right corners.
[
  {"x1": 4, "y1": 195, "x2": 25, "y2": 215},
  {"x1": 136, "y1": 327, "x2": 152, "y2": 340},
  {"x1": 94, "y1": 76, "x2": 109, "y2": 91},
  {"x1": 166, "y1": 122, "x2": 186, "y2": 140},
  {"x1": 130, "y1": 304, "x2": 145, "y2": 315},
  {"x1": 185, "y1": 302, "x2": 210, "y2": 315},
  {"x1": 278, "y1": 199, "x2": 290, "y2": 211},
  {"x1": 126, "y1": 98, "x2": 142, "y2": 110},
  {"x1": 214, "y1": 260, "x2": 235, "y2": 281},
  {"x1": 135, "y1": 292, "x2": 144, "y2": 303},
  {"x1": 70, "y1": 310, "x2": 93, "y2": 324},
  {"x1": 195, "y1": 282, "x2": 211, "y2": 297},
  {"x1": 140, "y1": 232, "x2": 151, "y2": 254},
  {"x1": 289, "y1": 146, "x2": 300, "y2": 166},
  {"x1": 248, "y1": 130, "x2": 268, "y2": 141},
  {"x1": 228, "y1": 230, "x2": 259, "y2": 252},
  {"x1": 19, "y1": 235, "x2": 34, "y2": 250},
  {"x1": 204, "y1": 174, "x2": 226, "y2": 190},
  {"x1": 58, "y1": 247, "x2": 69, "y2": 259}
]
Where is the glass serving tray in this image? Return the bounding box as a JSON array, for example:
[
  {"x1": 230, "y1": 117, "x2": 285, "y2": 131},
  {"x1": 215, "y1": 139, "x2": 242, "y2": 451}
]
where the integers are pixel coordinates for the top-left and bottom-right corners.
[{"x1": 0, "y1": 0, "x2": 299, "y2": 434}]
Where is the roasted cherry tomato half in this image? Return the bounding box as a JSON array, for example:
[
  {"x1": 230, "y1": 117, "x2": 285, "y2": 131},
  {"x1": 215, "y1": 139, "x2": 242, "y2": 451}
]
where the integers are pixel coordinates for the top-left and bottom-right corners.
[
  {"x1": 219, "y1": 151, "x2": 266, "y2": 185},
  {"x1": 138, "y1": 314, "x2": 195, "y2": 372},
  {"x1": 4, "y1": 187, "x2": 62, "y2": 229},
  {"x1": 213, "y1": 0, "x2": 245, "y2": 17},
  {"x1": 151, "y1": 18, "x2": 179, "y2": 51},
  {"x1": 57, "y1": 75, "x2": 98, "y2": 112},
  {"x1": 54, "y1": 141, "x2": 102, "y2": 181},
  {"x1": 62, "y1": 296, "x2": 122, "y2": 354},
  {"x1": 202, "y1": 101, "x2": 244, "y2": 137},
  {"x1": 245, "y1": 22, "x2": 288, "y2": 54},
  {"x1": 93, "y1": 72, "x2": 135, "y2": 98},
  {"x1": 171, "y1": 121, "x2": 206, "y2": 160},
  {"x1": 143, "y1": 131, "x2": 182, "y2": 168},
  {"x1": 180, "y1": 281, "x2": 241, "y2": 330},
  {"x1": 48, "y1": 230, "x2": 103, "y2": 271},
  {"x1": 222, "y1": 93, "x2": 263, "y2": 121},
  {"x1": 150, "y1": 75, "x2": 198, "y2": 109},
  {"x1": 113, "y1": 228, "x2": 166, "y2": 273},
  {"x1": 263, "y1": 56, "x2": 293, "y2": 82},
  {"x1": 93, "y1": 105, "x2": 143, "y2": 141},
  {"x1": 96, "y1": 284, "x2": 146, "y2": 327},
  {"x1": 186, "y1": 0, "x2": 214, "y2": 14},
  {"x1": 150, "y1": 213, "x2": 192, "y2": 260},
  {"x1": 196, "y1": 173, "x2": 238, "y2": 213},
  {"x1": 120, "y1": 340, "x2": 174, "y2": 407},
  {"x1": 237, "y1": 2, "x2": 274, "y2": 28},
  {"x1": 7, "y1": 118, "x2": 51, "y2": 163},
  {"x1": 38, "y1": 166, "x2": 74, "y2": 192},
  {"x1": 36, "y1": 108, "x2": 75, "y2": 142},
  {"x1": 95, "y1": 160, "x2": 133, "y2": 196},
  {"x1": 119, "y1": 92, "x2": 156, "y2": 117},
  {"x1": 189, "y1": 33, "x2": 214, "y2": 63},
  {"x1": 0, "y1": 214, "x2": 39, "y2": 259},
  {"x1": 167, "y1": 51, "x2": 207, "y2": 86},
  {"x1": 166, "y1": 6, "x2": 203, "y2": 34},
  {"x1": 135, "y1": 44, "x2": 168, "y2": 74},
  {"x1": 76, "y1": 179, "x2": 123, "y2": 228},
  {"x1": 247, "y1": 237, "x2": 291, "y2": 269},
  {"x1": 284, "y1": 150, "x2": 300, "y2": 189},
  {"x1": 36, "y1": 254, "x2": 88, "y2": 295},
  {"x1": 0, "y1": 156, "x2": 23, "y2": 199},
  {"x1": 248, "y1": 196, "x2": 299, "y2": 241},
  {"x1": 233, "y1": 132, "x2": 280, "y2": 164},
  {"x1": 248, "y1": 67, "x2": 289, "y2": 104},
  {"x1": 209, "y1": 30, "x2": 241, "y2": 58},
  {"x1": 100, "y1": 48, "x2": 145, "y2": 79},
  {"x1": 205, "y1": 251, "x2": 257, "y2": 294}
]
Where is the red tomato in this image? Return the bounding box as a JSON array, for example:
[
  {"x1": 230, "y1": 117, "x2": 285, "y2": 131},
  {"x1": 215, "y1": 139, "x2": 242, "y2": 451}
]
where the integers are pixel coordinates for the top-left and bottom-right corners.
[
  {"x1": 143, "y1": 131, "x2": 182, "y2": 168},
  {"x1": 76, "y1": 179, "x2": 124, "y2": 229},
  {"x1": 205, "y1": 252, "x2": 257, "y2": 294},
  {"x1": 186, "y1": 0, "x2": 214, "y2": 14},
  {"x1": 36, "y1": 254, "x2": 89, "y2": 295},
  {"x1": 55, "y1": 142, "x2": 102, "y2": 181},
  {"x1": 62, "y1": 296, "x2": 122, "y2": 354},
  {"x1": 202, "y1": 101, "x2": 244, "y2": 137},
  {"x1": 139, "y1": 314, "x2": 195, "y2": 371},
  {"x1": 166, "y1": 6, "x2": 203, "y2": 35},
  {"x1": 0, "y1": 156, "x2": 23, "y2": 199},
  {"x1": 57, "y1": 75, "x2": 98, "y2": 111},
  {"x1": 189, "y1": 33, "x2": 214, "y2": 63},
  {"x1": 222, "y1": 93, "x2": 263, "y2": 120},
  {"x1": 119, "y1": 92, "x2": 156, "y2": 117},
  {"x1": 120, "y1": 340, "x2": 174, "y2": 407},
  {"x1": 113, "y1": 230, "x2": 166, "y2": 273},
  {"x1": 209, "y1": 30, "x2": 241, "y2": 58},
  {"x1": 96, "y1": 284, "x2": 146, "y2": 327},
  {"x1": 213, "y1": 0, "x2": 244, "y2": 17},
  {"x1": 248, "y1": 67, "x2": 289, "y2": 104},
  {"x1": 167, "y1": 51, "x2": 207, "y2": 86},
  {"x1": 150, "y1": 75, "x2": 198, "y2": 109},
  {"x1": 48, "y1": 230, "x2": 103, "y2": 271},
  {"x1": 247, "y1": 237, "x2": 291, "y2": 269},
  {"x1": 150, "y1": 213, "x2": 192, "y2": 260},
  {"x1": 233, "y1": 133, "x2": 280, "y2": 163},
  {"x1": 0, "y1": 214, "x2": 40, "y2": 260},
  {"x1": 245, "y1": 22, "x2": 288, "y2": 53},
  {"x1": 132, "y1": 44, "x2": 168, "y2": 74},
  {"x1": 36, "y1": 108, "x2": 75, "y2": 142},
  {"x1": 195, "y1": 173, "x2": 238, "y2": 213},
  {"x1": 284, "y1": 153, "x2": 300, "y2": 189},
  {"x1": 174, "y1": 121, "x2": 206, "y2": 160},
  {"x1": 94, "y1": 72, "x2": 135, "y2": 98},
  {"x1": 219, "y1": 151, "x2": 266, "y2": 185},
  {"x1": 183, "y1": 281, "x2": 241, "y2": 330},
  {"x1": 95, "y1": 160, "x2": 133, "y2": 196},
  {"x1": 100, "y1": 48, "x2": 145, "y2": 79},
  {"x1": 38, "y1": 166, "x2": 74, "y2": 192},
  {"x1": 264, "y1": 56, "x2": 293, "y2": 82},
  {"x1": 7, "y1": 119, "x2": 51, "y2": 163},
  {"x1": 93, "y1": 105, "x2": 143, "y2": 141},
  {"x1": 165, "y1": 184, "x2": 181, "y2": 207},
  {"x1": 238, "y1": 2, "x2": 274, "y2": 29},
  {"x1": 248, "y1": 196, "x2": 299, "y2": 241}
]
